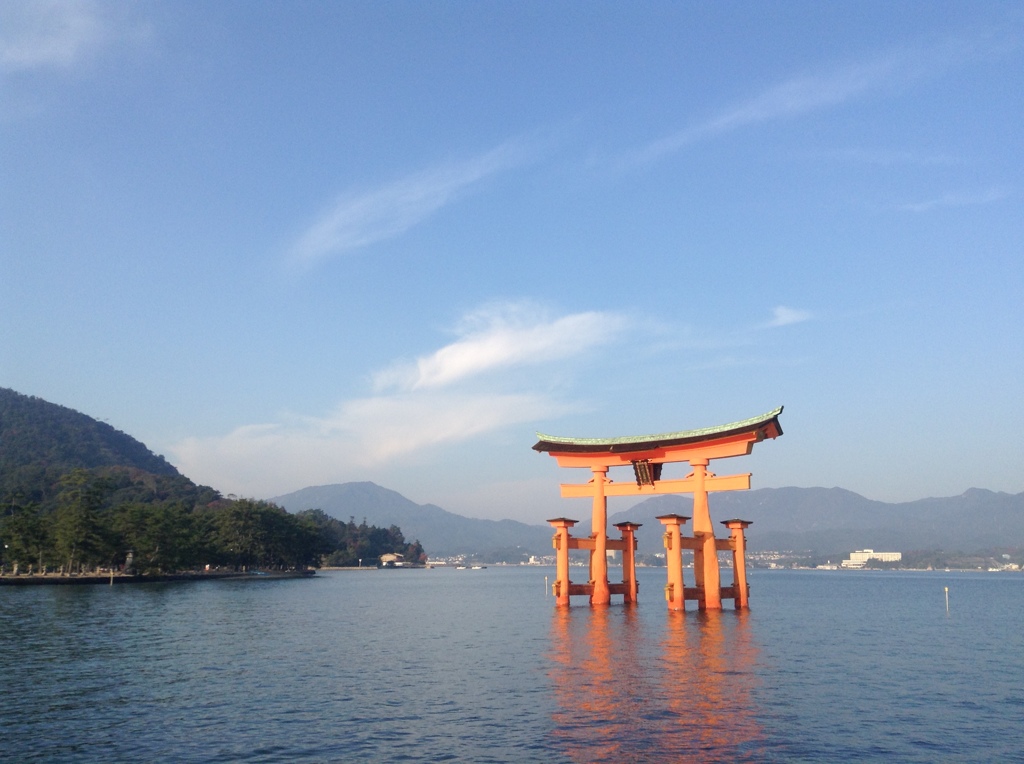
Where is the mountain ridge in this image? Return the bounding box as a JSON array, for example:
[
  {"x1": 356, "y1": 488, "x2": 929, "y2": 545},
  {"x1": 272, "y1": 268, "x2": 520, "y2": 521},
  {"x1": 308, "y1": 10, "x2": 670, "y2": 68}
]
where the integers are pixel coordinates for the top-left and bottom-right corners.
[
  {"x1": 271, "y1": 482, "x2": 553, "y2": 559},
  {"x1": 605, "y1": 486, "x2": 1024, "y2": 556},
  {"x1": 4, "y1": 386, "x2": 1020, "y2": 560},
  {"x1": 0, "y1": 387, "x2": 181, "y2": 505},
  {"x1": 271, "y1": 481, "x2": 1024, "y2": 559}
]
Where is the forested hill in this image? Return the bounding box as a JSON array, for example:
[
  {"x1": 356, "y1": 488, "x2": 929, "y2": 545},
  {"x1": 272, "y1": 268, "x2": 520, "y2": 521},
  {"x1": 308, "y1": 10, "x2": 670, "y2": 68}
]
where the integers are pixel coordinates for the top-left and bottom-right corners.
[
  {"x1": 0, "y1": 388, "x2": 425, "y2": 575},
  {"x1": 1, "y1": 387, "x2": 178, "y2": 504}
]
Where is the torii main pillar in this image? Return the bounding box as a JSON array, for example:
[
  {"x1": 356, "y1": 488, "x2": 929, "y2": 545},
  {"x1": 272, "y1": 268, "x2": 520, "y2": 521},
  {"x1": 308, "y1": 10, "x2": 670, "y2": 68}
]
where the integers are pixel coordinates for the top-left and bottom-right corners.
[{"x1": 534, "y1": 407, "x2": 782, "y2": 609}]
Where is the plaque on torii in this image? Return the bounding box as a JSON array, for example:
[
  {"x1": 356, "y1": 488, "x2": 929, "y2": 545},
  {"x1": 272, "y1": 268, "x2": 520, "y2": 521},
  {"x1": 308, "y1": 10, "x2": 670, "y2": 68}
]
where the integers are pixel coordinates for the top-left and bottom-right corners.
[{"x1": 533, "y1": 407, "x2": 783, "y2": 610}]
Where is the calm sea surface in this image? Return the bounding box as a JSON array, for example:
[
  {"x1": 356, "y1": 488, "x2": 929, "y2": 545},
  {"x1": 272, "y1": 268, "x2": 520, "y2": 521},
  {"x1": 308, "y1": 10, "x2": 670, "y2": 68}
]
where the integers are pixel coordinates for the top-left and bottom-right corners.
[{"x1": 2, "y1": 568, "x2": 1023, "y2": 763}]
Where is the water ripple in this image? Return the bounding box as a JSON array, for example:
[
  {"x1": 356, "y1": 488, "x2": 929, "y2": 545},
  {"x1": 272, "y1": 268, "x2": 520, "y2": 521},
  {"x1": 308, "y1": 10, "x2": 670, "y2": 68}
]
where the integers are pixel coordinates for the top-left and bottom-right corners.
[{"x1": 3, "y1": 569, "x2": 1023, "y2": 762}]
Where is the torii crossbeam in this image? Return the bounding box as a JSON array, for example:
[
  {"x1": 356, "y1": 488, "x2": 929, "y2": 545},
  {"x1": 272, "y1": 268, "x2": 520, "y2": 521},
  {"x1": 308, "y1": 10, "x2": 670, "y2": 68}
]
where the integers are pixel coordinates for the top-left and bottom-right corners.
[{"x1": 534, "y1": 407, "x2": 783, "y2": 609}]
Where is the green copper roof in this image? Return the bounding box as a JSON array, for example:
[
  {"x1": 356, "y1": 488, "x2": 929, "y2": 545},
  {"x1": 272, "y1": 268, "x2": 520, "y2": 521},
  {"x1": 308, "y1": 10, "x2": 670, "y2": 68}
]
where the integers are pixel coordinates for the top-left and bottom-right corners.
[{"x1": 533, "y1": 406, "x2": 783, "y2": 454}]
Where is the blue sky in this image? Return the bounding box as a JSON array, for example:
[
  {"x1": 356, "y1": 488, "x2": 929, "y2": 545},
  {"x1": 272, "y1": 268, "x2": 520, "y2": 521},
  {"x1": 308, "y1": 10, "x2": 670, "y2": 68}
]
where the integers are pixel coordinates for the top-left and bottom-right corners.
[{"x1": 2, "y1": 1, "x2": 1022, "y2": 523}]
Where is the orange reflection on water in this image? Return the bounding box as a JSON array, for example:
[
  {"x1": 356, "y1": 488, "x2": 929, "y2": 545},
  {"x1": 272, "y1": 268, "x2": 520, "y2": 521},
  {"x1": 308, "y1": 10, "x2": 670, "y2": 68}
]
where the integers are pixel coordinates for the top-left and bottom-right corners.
[{"x1": 548, "y1": 606, "x2": 765, "y2": 763}]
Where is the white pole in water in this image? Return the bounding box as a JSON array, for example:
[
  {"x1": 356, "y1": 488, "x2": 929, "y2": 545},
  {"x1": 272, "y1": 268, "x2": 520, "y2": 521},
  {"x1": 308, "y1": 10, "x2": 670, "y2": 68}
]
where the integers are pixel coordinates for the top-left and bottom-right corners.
[
  {"x1": 545, "y1": 575, "x2": 549, "y2": 596},
  {"x1": 945, "y1": 586, "x2": 949, "y2": 614}
]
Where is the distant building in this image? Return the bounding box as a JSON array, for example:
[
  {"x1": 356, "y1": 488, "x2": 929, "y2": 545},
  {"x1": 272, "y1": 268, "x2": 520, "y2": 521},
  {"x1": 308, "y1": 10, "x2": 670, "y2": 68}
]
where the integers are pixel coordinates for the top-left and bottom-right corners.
[
  {"x1": 841, "y1": 549, "x2": 902, "y2": 568},
  {"x1": 379, "y1": 553, "x2": 405, "y2": 568}
]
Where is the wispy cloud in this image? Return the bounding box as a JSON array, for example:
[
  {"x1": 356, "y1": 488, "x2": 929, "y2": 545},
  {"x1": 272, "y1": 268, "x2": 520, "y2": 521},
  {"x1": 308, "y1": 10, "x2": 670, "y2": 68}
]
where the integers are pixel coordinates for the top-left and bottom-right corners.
[
  {"x1": 328, "y1": 391, "x2": 570, "y2": 463},
  {"x1": 0, "y1": 0, "x2": 145, "y2": 73},
  {"x1": 168, "y1": 302, "x2": 813, "y2": 496},
  {"x1": 623, "y1": 36, "x2": 993, "y2": 167},
  {"x1": 172, "y1": 390, "x2": 571, "y2": 496},
  {"x1": 169, "y1": 304, "x2": 624, "y2": 496},
  {"x1": 895, "y1": 188, "x2": 1010, "y2": 213},
  {"x1": 764, "y1": 306, "x2": 812, "y2": 328},
  {"x1": 289, "y1": 140, "x2": 534, "y2": 266},
  {"x1": 375, "y1": 301, "x2": 629, "y2": 392}
]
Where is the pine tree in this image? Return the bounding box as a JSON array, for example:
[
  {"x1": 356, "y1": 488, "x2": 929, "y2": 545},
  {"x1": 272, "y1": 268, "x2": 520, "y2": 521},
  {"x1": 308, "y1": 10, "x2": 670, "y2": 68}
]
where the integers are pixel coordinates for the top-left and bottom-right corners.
[{"x1": 53, "y1": 469, "x2": 105, "y2": 574}]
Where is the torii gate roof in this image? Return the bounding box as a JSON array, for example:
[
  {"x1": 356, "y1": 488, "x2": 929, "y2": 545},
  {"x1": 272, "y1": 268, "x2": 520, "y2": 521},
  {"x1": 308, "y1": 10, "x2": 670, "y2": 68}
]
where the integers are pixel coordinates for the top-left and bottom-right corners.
[{"x1": 532, "y1": 406, "x2": 783, "y2": 455}]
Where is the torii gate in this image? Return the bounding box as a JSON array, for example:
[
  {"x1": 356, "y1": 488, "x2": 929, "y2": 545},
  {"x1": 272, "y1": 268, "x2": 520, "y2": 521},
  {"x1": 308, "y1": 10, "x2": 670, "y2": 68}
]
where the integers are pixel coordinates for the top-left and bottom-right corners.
[{"x1": 533, "y1": 407, "x2": 783, "y2": 610}]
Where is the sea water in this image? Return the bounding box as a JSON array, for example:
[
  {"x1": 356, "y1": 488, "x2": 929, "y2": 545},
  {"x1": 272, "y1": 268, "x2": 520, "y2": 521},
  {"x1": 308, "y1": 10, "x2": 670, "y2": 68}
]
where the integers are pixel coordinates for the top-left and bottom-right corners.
[{"x1": 1, "y1": 568, "x2": 1022, "y2": 762}]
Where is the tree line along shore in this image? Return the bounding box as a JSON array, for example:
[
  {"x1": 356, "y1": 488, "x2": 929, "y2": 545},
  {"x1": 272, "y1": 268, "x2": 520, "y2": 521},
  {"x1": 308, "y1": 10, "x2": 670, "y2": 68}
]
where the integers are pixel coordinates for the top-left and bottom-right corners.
[{"x1": 1, "y1": 467, "x2": 425, "y2": 579}]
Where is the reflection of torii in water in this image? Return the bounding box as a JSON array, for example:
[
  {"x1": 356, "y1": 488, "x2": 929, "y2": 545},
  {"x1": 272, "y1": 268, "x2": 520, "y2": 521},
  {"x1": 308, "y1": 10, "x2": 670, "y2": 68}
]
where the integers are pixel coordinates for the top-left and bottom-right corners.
[
  {"x1": 533, "y1": 407, "x2": 783, "y2": 610},
  {"x1": 547, "y1": 607, "x2": 765, "y2": 761}
]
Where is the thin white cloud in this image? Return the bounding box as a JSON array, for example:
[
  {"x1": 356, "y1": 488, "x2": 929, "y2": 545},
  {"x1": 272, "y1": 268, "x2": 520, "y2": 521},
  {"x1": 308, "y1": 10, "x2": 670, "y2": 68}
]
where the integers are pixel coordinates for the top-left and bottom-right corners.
[
  {"x1": 375, "y1": 303, "x2": 629, "y2": 392},
  {"x1": 896, "y1": 188, "x2": 1010, "y2": 213},
  {"x1": 0, "y1": 0, "x2": 144, "y2": 73},
  {"x1": 624, "y1": 36, "x2": 990, "y2": 167},
  {"x1": 171, "y1": 390, "x2": 573, "y2": 497},
  {"x1": 329, "y1": 391, "x2": 570, "y2": 462},
  {"x1": 168, "y1": 303, "x2": 816, "y2": 496},
  {"x1": 169, "y1": 304, "x2": 619, "y2": 497},
  {"x1": 289, "y1": 140, "x2": 533, "y2": 265},
  {"x1": 764, "y1": 306, "x2": 812, "y2": 328}
]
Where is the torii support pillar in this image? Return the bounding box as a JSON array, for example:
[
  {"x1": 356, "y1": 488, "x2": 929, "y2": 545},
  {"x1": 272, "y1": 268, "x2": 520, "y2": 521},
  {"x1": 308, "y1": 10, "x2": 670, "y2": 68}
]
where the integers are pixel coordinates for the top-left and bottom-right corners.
[
  {"x1": 613, "y1": 521, "x2": 642, "y2": 604},
  {"x1": 589, "y1": 467, "x2": 610, "y2": 605},
  {"x1": 548, "y1": 518, "x2": 577, "y2": 607},
  {"x1": 548, "y1": 517, "x2": 642, "y2": 606},
  {"x1": 657, "y1": 514, "x2": 691, "y2": 611},
  {"x1": 690, "y1": 459, "x2": 722, "y2": 610},
  {"x1": 722, "y1": 519, "x2": 753, "y2": 609}
]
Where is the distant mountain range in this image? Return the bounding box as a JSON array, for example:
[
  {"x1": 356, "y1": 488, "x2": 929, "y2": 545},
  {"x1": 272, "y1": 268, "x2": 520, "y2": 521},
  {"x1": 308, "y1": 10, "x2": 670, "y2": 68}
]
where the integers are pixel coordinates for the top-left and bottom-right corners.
[
  {"x1": 5, "y1": 386, "x2": 1021, "y2": 560},
  {"x1": 607, "y1": 487, "x2": 1024, "y2": 556},
  {"x1": 271, "y1": 482, "x2": 553, "y2": 558},
  {"x1": 271, "y1": 482, "x2": 1024, "y2": 559}
]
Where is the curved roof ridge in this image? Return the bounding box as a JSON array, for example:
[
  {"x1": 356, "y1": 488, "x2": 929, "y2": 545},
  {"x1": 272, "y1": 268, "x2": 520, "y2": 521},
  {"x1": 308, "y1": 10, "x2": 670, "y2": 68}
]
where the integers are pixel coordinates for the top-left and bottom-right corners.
[{"x1": 533, "y1": 406, "x2": 783, "y2": 452}]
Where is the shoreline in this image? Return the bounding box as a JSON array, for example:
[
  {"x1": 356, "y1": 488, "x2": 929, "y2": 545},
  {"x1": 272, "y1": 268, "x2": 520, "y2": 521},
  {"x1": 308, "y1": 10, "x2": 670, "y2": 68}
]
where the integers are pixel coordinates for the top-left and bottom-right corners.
[{"x1": 0, "y1": 570, "x2": 316, "y2": 587}]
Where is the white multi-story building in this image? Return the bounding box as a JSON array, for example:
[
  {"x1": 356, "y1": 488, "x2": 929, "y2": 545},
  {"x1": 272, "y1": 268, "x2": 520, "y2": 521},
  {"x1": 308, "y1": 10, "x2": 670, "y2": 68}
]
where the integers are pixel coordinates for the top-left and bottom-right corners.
[{"x1": 841, "y1": 549, "x2": 902, "y2": 568}]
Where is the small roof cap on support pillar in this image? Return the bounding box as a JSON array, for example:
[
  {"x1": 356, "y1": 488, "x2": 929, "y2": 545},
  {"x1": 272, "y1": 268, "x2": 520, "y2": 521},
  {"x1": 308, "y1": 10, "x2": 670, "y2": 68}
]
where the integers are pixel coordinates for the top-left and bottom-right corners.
[
  {"x1": 613, "y1": 521, "x2": 643, "y2": 530},
  {"x1": 547, "y1": 517, "x2": 579, "y2": 527},
  {"x1": 655, "y1": 514, "x2": 691, "y2": 524},
  {"x1": 721, "y1": 519, "x2": 753, "y2": 529}
]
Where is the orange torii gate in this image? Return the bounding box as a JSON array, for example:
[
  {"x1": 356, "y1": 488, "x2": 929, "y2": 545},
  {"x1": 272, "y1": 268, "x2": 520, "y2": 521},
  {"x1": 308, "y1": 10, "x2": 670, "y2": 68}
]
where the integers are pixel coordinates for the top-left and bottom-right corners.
[{"x1": 533, "y1": 407, "x2": 783, "y2": 610}]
